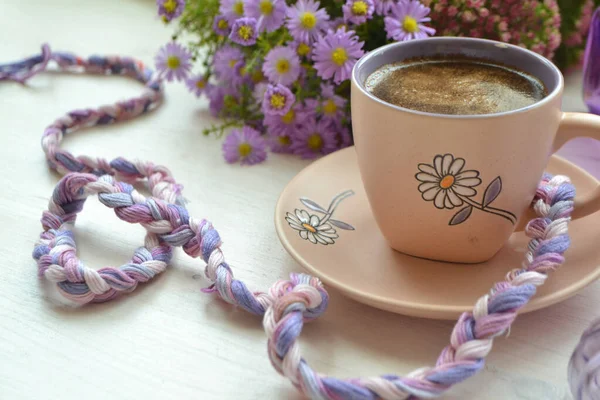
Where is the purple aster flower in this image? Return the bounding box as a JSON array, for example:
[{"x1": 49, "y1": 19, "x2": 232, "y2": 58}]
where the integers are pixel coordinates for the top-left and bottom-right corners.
[
  {"x1": 207, "y1": 84, "x2": 225, "y2": 117},
  {"x1": 262, "y1": 84, "x2": 295, "y2": 116},
  {"x1": 338, "y1": 124, "x2": 352, "y2": 148},
  {"x1": 186, "y1": 74, "x2": 209, "y2": 97},
  {"x1": 157, "y1": 0, "x2": 185, "y2": 22},
  {"x1": 342, "y1": 0, "x2": 374, "y2": 25},
  {"x1": 263, "y1": 46, "x2": 301, "y2": 86},
  {"x1": 213, "y1": 45, "x2": 245, "y2": 80},
  {"x1": 329, "y1": 17, "x2": 349, "y2": 32},
  {"x1": 312, "y1": 29, "x2": 365, "y2": 83},
  {"x1": 229, "y1": 17, "x2": 258, "y2": 46},
  {"x1": 285, "y1": 0, "x2": 330, "y2": 44},
  {"x1": 264, "y1": 102, "x2": 310, "y2": 137},
  {"x1": 220, "y1": 0, "x2": 246, "y2": 24},
  {"x1": 305, "y1": 83, "x2": 347, "y2": 122},
  {"x1": 373, "y1": 0, "x2": 394, "y2": 16},
  {"x1": 231, "y1": 62, "x2": 249, "y2": 87},
  {"x1": 290, "y1": 40, "x2": 313, "y2": 59},
  {"x1": 246, "y1": 0, "x2": 286, "y2": 32},
  {"x1": 268, "y1": 130, "x2": 294, "y2": 153},
  {"x1": 154, "y1": 42, "x2": 192, "y2": 82},
  {"x1": 222, "y1": 126, "x2": 268, "y2": 165},
  {"x1": 384, "y1": 0, "x2": 435, "y2": 41},
  {"x1": 213, "y1": 15, "x2": 230, "y2": 36},
  {"x1": 290, "y1": 117, "x2": 339, "y2": 159},
  {"x1": 207, "y1": 84, "x2": 240, "y2": 117}
]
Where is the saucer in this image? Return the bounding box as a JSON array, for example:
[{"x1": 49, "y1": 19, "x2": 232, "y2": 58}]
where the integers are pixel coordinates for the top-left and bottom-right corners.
[{"x1": 274, "y1": 147, "x2": 600, "y2": 320}]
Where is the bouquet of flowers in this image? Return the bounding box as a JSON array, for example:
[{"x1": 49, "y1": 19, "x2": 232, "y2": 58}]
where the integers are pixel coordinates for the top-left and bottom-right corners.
[
  {"x1": 555, "y1": 0, "x2": 599, "y2": 70},
  {"x1": 153, "y1": 0, "x2": 598, "y2": 165}
]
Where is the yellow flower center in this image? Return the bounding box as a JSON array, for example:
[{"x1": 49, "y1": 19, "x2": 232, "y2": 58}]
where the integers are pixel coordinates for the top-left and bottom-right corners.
[
  {"x1": 196, "y1": 80, "x2": 206, "y2": 89},
  {"x1": 251, "y1": 70, "x2": 264, "y2": 83},
  {"x1": 351, "y1": 1, "x2": 368, "y2": 15},
  {"x1": 297, "y1": 43, "x2": 311, "y2": 56},
  {"x1": 440, "y1": 175, "x2": 455, "y2": 189},
  {"x1": 238, "y1": 25, "x2": 254, "y2": 40},
  {"x1": 331, "y1": 48, "x2": 348, "y2": 66},
  {"x1": 278, "y1": 135, "x2": 291, "y2": 145},
  {"x1": 302, "y1": 223, "x2": 317, "y2": 233},
  {"x1": 403, "y1": 16, "x2": 419, "y2": 33},
  {"x1": 281, "y1": 110, "x2": 295, "y2": 124},
  {"x1": 275, "y1": 59, "x2": 290, "y2": 74},
  {"x1": 238, "y1": 143, "x2": 252, "y2": 157},
  {"x1": 166, "y1": 56, "x2": 181, "y2": 70},
  {"x1": 233, "y1": 1, "x2": 244, "y2": 15},
  {"x1": 239, "y1": 66, "x2": 248, "y2": 76},
  {"x1": 307, "y1": 133, "x2": 323, "y2": 150},
  {"x1": 323, "y1": 99, "x2": 337, "y2": 115},
  {"x1": 217, "y1": 19, "x2": 228, "y2": 30},
  {"x1": 270, "y1": 93, "x2": 286, "y2": 109},
  {"x1": 229, "y1": 59, "x2": 238, "y2": 68},
  {"x1": 161, "y1": 16, "x2": 169, "y2": 23},
  {"x1": 163, "y1": 0, "x2": 177, "y2": 13},
  {"x1": 300, "y1": 12, "x2": 317, "y2": 29},
  {"x1": 336, "y1": 23, "x2": 348, "y2": 31},
  {"x1": 260, "y1": 0, "x2": 273, "y2": 15}
]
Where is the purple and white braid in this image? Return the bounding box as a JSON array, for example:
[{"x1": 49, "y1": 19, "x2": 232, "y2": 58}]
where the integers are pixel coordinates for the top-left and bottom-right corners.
[{"x1": 0, "y1": 44, "x2": 577, "y2": 398}]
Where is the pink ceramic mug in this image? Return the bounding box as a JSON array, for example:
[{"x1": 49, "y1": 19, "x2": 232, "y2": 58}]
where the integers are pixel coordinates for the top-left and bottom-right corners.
[{"x1": 351, "y1": 37, "x2": 600, "y2": 263}]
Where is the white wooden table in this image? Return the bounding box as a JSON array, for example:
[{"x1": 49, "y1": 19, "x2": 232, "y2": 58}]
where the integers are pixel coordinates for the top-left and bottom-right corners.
[{"x1": 1, "y1": 1, "x2": 598, "y2": 399}]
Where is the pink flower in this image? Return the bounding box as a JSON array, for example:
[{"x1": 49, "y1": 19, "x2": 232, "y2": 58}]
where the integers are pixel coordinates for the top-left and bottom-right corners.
[{"x1": 462, "y1": 10, "x2": 475, "y2": 23}]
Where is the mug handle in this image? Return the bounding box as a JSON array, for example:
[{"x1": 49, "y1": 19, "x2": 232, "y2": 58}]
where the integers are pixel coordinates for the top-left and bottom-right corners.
[
  {"x1": 516, "y1": 112, "x2": 600, "y2": 231},
  {"x1": 553, "y1": 112, "x2": 600, "y2": 220}
]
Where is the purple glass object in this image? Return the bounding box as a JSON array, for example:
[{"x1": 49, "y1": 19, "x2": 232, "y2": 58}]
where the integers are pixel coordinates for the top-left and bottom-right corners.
[
  {"x1": 569, "y1": 318, "x2": 600, "y2": 400},
  {"x1": 583, "y1": 8, "x2": 600, "y2": 114}
]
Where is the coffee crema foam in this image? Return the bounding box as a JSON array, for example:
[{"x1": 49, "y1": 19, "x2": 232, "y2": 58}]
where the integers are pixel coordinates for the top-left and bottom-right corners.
[{"x1": 364, "y1": 57, "x2": 548, "y2": 115}]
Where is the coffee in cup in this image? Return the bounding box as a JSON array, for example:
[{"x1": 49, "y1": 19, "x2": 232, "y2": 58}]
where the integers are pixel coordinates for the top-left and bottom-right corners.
[{"x1": 364, "y1": 56, "x2": 548, "y2": 115}]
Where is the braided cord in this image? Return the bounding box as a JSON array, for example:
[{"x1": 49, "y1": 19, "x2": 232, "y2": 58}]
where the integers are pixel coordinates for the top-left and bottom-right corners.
[
  {"x1": 3, "y1": 44, "x2": 184, "y2": 303},
  {"x1": 263, "y1": 174, "x2": 574, "y2": 399},
  {"x1": 6, "y1": 45, "x2": 574, "y2": 398}
]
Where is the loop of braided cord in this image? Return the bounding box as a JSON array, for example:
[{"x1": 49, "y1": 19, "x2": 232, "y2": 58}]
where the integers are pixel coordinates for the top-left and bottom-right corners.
[
  {"x1": 11, "y1": 44, "x2": 575, "y2": 398},
  {"x1": 261, "y1": 173, "x2": 574, "y2": 399},
  {"x1": 33, "y1": 174, "x2": 173, "y2": 303},
  {"x1": 3, "y1": 44, "x2": 185, "y2": 303}
]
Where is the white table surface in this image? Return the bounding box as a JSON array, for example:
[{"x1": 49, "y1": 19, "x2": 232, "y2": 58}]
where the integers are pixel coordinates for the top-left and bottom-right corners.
[{"x1": 1, "y1": 1, "x2": 599, "y2": 399}]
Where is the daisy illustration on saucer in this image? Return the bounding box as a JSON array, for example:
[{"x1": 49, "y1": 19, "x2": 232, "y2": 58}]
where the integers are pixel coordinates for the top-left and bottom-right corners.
[
  {"x1": 416, "y1": 153, "x2": 517, "y2": 225},
  {"x1": 285, "y1": 190, "x2": 355, "y2": 245}
]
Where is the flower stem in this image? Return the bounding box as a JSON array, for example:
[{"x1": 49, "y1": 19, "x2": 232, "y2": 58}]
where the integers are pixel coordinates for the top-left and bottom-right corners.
[
  {"x1": 320, "y1": 190, "x2": 354, "y2": 224},
  {"x1": 458, "y1": 196, "x2": 517, "y2": 225}
]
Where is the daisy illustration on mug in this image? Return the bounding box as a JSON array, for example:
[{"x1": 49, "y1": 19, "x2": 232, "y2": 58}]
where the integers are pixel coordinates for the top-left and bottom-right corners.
[
  {"x1": 415, "y1": 154, "x2": 517, "y2": 225},
  {"x1": 286, "y1": 190, "x2": 355, "y2": 245}
]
